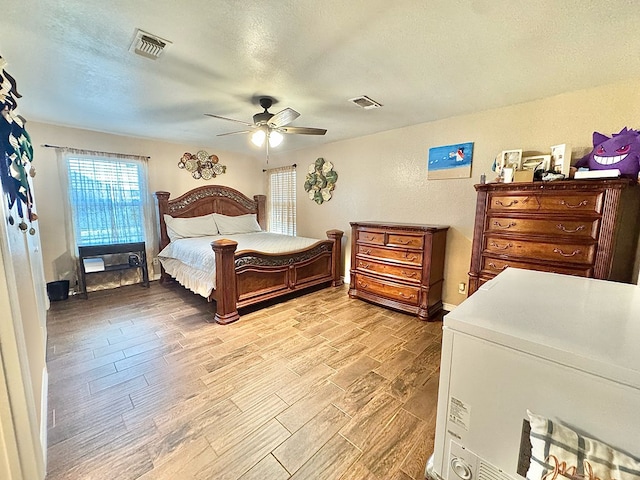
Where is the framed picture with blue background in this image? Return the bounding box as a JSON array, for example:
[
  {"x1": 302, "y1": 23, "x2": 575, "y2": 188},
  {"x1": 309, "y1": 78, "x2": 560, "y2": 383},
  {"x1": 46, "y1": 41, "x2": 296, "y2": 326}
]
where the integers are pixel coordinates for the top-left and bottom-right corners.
[{"x1": 428, "y1": 142, "x2": 474, "y2": 179}]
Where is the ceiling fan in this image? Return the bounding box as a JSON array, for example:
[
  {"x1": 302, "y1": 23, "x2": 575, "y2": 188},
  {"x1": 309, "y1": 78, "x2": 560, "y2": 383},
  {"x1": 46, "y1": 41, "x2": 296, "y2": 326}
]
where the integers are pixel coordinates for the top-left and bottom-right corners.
[{"x1": 205, "y1": 97, "x2": 327, "y2": 152}]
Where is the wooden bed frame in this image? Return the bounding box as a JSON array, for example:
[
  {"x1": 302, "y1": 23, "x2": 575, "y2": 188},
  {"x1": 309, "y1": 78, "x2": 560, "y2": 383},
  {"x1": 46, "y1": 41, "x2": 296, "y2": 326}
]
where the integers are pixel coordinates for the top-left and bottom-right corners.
[{"x1": 154, "y1": 185, "x2": 343, "y2": 324}]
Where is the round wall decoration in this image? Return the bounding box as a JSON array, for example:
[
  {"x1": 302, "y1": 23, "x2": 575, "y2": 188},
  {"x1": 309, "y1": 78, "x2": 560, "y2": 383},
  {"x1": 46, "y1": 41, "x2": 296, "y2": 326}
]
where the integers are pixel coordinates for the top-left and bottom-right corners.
[
  {"x1": 178, "y1": 150, "x2": 226, "y2": 180},
  {"x1": 304, "y1": 157, "x2": 338, "y2": 204}
]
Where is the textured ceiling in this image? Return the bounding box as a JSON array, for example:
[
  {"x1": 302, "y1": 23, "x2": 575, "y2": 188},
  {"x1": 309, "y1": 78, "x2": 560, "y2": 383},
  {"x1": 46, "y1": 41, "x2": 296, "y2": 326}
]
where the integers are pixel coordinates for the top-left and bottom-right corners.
[{"x1": 3, "y1": 0, "x2": 640, "y2": 156}]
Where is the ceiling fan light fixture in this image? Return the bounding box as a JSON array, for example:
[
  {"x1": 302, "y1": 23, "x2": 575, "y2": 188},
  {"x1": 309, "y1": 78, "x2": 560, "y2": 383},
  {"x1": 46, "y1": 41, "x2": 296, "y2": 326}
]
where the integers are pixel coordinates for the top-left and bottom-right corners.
[
  {"x1": 269, "y1": 131, "x2": 284, "y2": 148},
  {"x1": 251, "y1": 129, "x2": 266, "y2": 147},
  {"x1": 206, "y1": 96, "x2": 326, "y2": 155}
]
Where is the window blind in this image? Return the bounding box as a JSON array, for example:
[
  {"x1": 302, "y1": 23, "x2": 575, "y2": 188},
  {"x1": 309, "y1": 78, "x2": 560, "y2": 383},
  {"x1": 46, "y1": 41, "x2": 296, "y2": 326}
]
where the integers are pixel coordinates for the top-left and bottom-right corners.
[
  {"x1": 267, "y1": 166, "x2": 296, "y2": 235},
  {"x1": 67, "y1": 156, "x2": 148, "y2": 246}
]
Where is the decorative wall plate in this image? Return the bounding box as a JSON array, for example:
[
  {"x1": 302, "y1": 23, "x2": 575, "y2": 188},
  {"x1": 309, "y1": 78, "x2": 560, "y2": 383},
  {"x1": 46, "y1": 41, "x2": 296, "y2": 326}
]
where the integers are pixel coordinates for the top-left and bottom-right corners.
[
  {"x1": 178, "y1": 150, "x2": 226, "y2": 180},
  {"x1": 304, "y1": 157, "x2": 337, "y2": 204}
]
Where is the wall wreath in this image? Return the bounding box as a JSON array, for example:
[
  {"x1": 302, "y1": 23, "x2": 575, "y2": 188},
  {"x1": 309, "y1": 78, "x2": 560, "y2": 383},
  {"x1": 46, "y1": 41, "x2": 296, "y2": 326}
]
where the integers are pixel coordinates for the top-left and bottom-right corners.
[{"x1": 304, "y1": 157, "x2": 337, "y2": 205}]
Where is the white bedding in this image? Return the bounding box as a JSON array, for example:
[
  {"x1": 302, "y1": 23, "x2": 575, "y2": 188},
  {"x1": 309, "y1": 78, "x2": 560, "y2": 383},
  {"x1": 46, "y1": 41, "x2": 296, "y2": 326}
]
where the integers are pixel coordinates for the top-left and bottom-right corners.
[{"x1": 158, "y1": 232, "x2": 323, "y2": 298}]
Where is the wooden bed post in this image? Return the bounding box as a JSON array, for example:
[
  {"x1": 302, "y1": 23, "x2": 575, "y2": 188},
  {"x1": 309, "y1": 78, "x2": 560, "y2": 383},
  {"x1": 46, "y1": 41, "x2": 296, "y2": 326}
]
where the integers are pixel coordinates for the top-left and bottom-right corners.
[
  {"x1": 211, "y1": 239, "x2": 240, "y2": 324},
  {"x1": 327, "y1": 229, "x2": 344, "y2": 287},
  {"x1": 254, "y1": 194, "x2": 267, "y2": 230},
  {"x1": 154, "y1": 191, "x2": 171, "y2": 283}
]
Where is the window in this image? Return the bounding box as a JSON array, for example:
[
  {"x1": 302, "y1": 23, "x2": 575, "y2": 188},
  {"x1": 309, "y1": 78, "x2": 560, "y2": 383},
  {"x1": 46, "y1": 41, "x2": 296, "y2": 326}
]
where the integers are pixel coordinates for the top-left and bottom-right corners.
[
  {"x1": 65, "y1": 154, "x2": 150, "y2": 246},
  {"x1": 266, "y1": 165, "x2": 296, "y2": 235}
]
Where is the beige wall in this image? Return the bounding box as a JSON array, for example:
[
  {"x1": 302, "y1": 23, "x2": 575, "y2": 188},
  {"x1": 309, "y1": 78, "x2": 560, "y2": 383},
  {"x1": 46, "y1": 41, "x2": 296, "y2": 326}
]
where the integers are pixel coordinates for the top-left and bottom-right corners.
[
  {"x1": 271, "y1": 78, "x2": 640, "y2": 307},
  {"x1": 29, "y1": 77, "x2": 640, "y2": 306},
  {"x1": 28, "y1": 123, "x2": 264, "y2": 284}
]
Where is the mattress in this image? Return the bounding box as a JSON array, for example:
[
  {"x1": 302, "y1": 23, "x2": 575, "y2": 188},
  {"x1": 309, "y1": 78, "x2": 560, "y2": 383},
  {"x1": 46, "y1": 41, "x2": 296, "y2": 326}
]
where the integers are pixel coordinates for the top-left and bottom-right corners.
[{"x1": 158, "y1": 232, "x2": 323, "y2": 298}]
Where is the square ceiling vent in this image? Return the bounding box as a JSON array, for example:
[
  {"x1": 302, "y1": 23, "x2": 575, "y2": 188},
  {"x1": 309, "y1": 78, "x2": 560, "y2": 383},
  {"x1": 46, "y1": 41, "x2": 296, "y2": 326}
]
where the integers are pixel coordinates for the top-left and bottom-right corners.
[
  {"x1": 129, "y1": 29, "x2": 172, "y2": 60},
  {"x1": 348, "y1": 95, "x2": 383, "y2": 109}
]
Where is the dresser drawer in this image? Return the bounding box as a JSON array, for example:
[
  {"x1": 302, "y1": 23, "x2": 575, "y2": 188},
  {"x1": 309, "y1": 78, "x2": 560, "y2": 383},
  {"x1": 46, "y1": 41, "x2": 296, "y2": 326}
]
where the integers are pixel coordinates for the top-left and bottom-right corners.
[
  {"x1": 357, "y1": 245, "x2": 423, "y2": 265},
  {"x1": 355, "y1": 257, "x2": 422, "y2": 283},
  {"x1": 489, "y1": 192, "x2": 603, "y2": 214},
  {"x1": 484, "y1": 236, "x2": 595, "y2": 264},
  {"x1": 481, "y1": 256, "x2": 592, "y2": 277},
  {"x1": 489, "y1": 194, "x2": 538, "y2": 211},
  {"x1": 357, "y1": 230, "x2": 385, "y2": 245},
  {"x1": 353, "y1": 273, "x2": 420, "y2": 306},
  {"x1": 486, "y1": 216, "x2": 599, "y2": 240},
  {"x1": 387, "y1": 233, "x2": 424, "y2": 249},
  {"x1": 357, "y1": 229, "x2": 424, "y2": 249}
]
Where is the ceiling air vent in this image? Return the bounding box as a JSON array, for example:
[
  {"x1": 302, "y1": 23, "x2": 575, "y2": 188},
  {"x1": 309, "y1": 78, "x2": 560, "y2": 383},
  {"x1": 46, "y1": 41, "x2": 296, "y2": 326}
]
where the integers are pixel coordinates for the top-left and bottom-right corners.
[
  {"x1": 129, "y1": 29, "x2": 171, "y2": 60},
  {"x1": 348, "y1": 95, "x2": 383, "y2": 109}
]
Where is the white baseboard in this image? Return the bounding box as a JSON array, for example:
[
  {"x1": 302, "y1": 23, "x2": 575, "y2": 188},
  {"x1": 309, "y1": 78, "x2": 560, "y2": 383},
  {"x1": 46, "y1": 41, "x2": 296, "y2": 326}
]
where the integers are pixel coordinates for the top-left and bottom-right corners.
[{"x1": 443, "y1": 302, "x2": 457, "y2": 312}]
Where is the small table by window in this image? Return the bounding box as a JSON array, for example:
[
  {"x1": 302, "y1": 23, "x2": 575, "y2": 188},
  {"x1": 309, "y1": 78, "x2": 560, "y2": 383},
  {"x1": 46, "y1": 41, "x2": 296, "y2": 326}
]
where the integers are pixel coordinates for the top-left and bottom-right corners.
[{"x1": 77, "y1": 242, "x2": 149, "y2": 299}]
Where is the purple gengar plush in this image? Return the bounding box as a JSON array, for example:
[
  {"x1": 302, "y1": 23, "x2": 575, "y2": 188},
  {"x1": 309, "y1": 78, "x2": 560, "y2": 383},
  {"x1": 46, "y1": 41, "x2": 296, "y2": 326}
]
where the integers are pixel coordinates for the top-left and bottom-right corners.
[{"x1": 574, "y1": 127, "x2": 640, "y2": 178}]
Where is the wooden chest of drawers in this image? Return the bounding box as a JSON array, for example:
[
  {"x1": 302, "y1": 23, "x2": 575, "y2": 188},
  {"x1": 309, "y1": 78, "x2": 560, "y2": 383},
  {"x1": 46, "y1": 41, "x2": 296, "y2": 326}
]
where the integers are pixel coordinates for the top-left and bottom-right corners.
[
  {"x1": 468, "y1": 179, "x2": 640, "y2": 295},
  {"x1": 348, "y1": 221, "x2": 449, "y2": 320}
]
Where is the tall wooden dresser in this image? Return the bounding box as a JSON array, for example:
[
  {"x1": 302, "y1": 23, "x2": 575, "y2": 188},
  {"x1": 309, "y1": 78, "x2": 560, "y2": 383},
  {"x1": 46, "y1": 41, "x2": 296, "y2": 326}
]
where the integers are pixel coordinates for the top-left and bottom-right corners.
[
  {"x1": 468, "y1": 179, "x2": 640, "y2": 295},
  {"x1": 348, "y1": 221, "x2": 449, "y2": 320}
]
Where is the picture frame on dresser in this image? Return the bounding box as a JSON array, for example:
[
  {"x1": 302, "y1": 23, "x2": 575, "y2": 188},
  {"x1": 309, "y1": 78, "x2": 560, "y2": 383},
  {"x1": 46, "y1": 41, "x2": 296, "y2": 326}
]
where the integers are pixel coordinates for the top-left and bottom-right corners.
[
  {"x1": 521, "y1": 154, "x2": 551, "y2": 172},
  {"x1": 500, "y1": 149, "x2": 523, "y2": 171},
  {"x1": 550, "y1": 143, "x2": 572, "y2": 176}
]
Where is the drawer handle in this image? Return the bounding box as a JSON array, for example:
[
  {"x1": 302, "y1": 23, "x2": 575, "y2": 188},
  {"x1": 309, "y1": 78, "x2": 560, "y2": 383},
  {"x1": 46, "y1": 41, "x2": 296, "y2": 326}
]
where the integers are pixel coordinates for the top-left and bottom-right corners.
[
  {"x1": 358, "y1": 280, "x2": 369, "y2": 288},
  {"x1": 488, "y1": 262, "x2": 509, "y2": 271},
  {"x1": 403, "y1": 253, "x2": 418, "y2": 261},
  {"x1": 398, "y1": 292, "x2": 416, "y2": 300},
  {"x1": 495, "y1": 199, "x2": 519, "y2": 207},
  {"x1": 492, "y1": 221, "x2": 516, "y2": 229},
  {"x1": 395, "y1": 239, "x2": 412, "y2": 245},
  {"x1": 553, "y1": 248, "x2": 581, "y2": 257},
  {"x1": 559, "y1": 199, "x2": 588, "y2": 209},
  {"x1": 401, "y1": 270, "x2": 418, "y2": 278},
  {"x1": 362, "y1": 248, "x2": 372, "y2": 255},
  {"x1": 363, "y1": 235, "x2": 375, "y2": 241},
  {"x1": 489, "y1": 241, "x2": 512, "y2": 250},
  {"x1": 359, "y1": 262, "x2": 371, "y2": 269},
  {"x1": 556, "y1": 224, "x2": 586, "y2": 234}
]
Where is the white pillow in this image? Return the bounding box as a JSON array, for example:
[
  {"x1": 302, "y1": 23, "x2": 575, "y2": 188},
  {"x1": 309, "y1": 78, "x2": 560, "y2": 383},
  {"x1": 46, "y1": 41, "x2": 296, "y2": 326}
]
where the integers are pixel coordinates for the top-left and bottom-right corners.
[
  {"x1": 526, "y1": 410, "x2": 640, "y2": 480},
  {"x1": 163, "y1": 214, "x2": 219, "y2": 242},
  {"x1": 213, "y1": 213, "x2": 262, "y2": 235}
]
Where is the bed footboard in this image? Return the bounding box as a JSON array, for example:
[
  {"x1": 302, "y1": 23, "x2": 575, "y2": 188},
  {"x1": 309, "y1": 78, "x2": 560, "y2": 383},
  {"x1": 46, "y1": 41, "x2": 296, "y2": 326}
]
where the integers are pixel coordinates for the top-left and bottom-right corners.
[{"x1": 211, "y1": 230, "x2": 343, "y2": 324}]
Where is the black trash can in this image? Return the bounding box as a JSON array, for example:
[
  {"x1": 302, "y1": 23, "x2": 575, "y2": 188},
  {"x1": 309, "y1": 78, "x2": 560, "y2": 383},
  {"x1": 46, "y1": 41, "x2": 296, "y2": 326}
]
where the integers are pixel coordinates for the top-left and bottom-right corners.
[{"x1": 47, "y1": 280, "x2": 70, "y2": 301}]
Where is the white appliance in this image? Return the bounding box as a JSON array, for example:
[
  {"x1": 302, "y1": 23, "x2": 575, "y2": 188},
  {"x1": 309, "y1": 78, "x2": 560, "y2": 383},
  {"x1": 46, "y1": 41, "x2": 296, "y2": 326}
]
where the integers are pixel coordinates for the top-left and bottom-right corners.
[{"x1": 427, "y1": 268, "x2": 640, "y2": 480}]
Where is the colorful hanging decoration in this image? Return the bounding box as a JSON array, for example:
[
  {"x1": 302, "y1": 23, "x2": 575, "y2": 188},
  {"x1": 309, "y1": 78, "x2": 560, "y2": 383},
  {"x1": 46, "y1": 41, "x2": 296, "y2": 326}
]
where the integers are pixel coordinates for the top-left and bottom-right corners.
[
  {"x1": 0, "y1": 55, "x2": 37, "y2": 234},
  {"x1": 178, "y1": 150, "x2": 226, "y2": 180},
  {"x1": 304, "y1": 157, "x2": 338, "y2": 204}
]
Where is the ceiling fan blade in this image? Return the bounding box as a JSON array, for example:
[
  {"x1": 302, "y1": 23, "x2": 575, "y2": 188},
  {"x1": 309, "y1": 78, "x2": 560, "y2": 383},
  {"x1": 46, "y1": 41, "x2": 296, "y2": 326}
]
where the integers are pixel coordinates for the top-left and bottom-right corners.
[
  {"x1": 217, "y1": 130, "x2": 252, "y2": 137},
  {"x1": 204, "y1": 113, "x2": 254, "y2": 127},
  {"x1": 279, "y1": 126, "x2": 327, "y2": 135},
  {"x1": 268, "y1": 108, "x2": 300, "y2": 128}
]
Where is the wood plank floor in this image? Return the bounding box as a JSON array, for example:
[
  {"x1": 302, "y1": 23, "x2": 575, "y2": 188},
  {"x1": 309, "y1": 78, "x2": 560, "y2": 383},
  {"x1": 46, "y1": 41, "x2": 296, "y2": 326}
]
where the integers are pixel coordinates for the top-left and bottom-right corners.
[{"x1": 45, "y1": 281, "x2": 443, "y2": 480}]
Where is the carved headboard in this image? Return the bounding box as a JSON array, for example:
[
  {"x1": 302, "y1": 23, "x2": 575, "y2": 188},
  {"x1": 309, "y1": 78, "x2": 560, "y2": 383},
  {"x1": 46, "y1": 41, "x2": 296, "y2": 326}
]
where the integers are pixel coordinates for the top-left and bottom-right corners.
[{"x1": 154, "y1": 185, "x2": 267, "y2": 251}]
